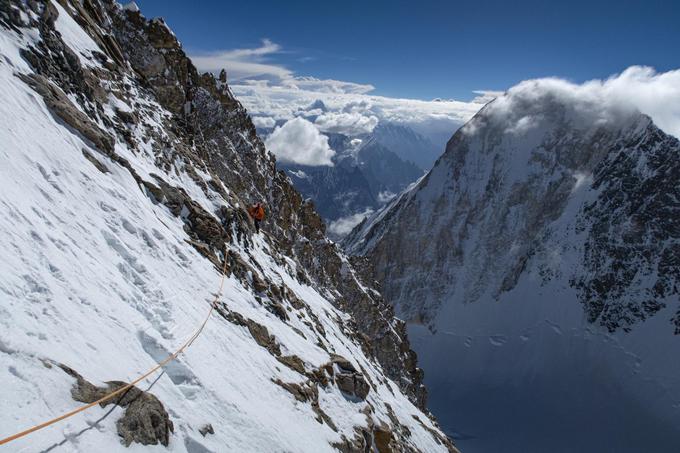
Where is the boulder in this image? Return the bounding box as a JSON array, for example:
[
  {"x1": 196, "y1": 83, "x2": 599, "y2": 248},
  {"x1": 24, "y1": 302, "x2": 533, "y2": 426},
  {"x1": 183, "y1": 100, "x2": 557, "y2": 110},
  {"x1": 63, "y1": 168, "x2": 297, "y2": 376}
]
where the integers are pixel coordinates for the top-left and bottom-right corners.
[
  {"x1": 330, "y1": 354, "x2": 370, "y2": 400},
  {"x1": 59, "y1": 364, "x2": 174, "y2": 447},
  {"x1": 198, "y1": 424, "x2": 214, "y2": 437}
]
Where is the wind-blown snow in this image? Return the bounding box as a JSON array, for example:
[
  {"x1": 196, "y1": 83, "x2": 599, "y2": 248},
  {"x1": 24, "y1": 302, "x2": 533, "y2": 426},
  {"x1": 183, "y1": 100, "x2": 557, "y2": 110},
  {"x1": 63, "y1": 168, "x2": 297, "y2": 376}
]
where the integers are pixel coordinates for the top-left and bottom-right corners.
[{"x1": 486, "y1": 66, "x2": 680, "y2": 139}]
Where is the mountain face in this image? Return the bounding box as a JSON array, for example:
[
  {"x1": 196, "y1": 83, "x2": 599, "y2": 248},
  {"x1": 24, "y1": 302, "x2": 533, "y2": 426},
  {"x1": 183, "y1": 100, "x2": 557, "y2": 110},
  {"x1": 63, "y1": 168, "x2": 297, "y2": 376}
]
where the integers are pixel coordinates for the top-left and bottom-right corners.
[
  {"x1": 356, "y1": 137, "x2": 424, "y2": 200},
  {"x1": 282, "y1": 135, "x2": 423, "y2": 239},
  {"x1": 283, "y1": 160, "x2": 377, "y2": 224},
  {"x1": 0, "y1": 1, "x2": 457, "y2": 452},
  {"x1": 345, "y1": 83, "x2": 680, "y2": 452},
  {"x1": 369, "y1": 123, "x2": 442, "y2": 171}
]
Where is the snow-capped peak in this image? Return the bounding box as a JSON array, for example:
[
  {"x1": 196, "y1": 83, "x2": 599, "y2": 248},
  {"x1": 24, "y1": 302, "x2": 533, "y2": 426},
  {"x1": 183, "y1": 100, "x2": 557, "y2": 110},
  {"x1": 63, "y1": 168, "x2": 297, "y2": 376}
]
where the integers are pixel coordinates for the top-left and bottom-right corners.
[{"x1": 344, "y1": 78, "x2": 680, "y2": 452}]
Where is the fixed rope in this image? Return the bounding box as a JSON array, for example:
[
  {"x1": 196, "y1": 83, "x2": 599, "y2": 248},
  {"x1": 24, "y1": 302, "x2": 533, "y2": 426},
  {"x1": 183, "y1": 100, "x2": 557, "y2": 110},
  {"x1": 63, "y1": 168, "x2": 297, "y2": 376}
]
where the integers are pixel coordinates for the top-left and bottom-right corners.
[{"x1": 0, "y1": 246, "x2": 229, "y2": 446}]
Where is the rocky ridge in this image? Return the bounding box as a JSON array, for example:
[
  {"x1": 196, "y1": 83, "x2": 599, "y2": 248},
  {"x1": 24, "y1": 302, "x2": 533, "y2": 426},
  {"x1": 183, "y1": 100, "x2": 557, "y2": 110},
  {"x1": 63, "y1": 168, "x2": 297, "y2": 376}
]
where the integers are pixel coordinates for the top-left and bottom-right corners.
[{"x1": 0, "y1": 0, "x2": 455, "y2": 451}]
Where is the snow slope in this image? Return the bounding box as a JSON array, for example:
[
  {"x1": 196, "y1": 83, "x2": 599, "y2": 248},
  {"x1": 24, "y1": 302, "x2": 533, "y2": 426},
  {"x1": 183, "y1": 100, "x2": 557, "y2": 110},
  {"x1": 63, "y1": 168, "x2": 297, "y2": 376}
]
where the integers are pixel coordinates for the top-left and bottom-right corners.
[
  {"x1": 346, "y1": 78, "x2": 680, "y2": 452},
  {"x1": 0, "y1": 1, "x2": 454, "y2": 451}
]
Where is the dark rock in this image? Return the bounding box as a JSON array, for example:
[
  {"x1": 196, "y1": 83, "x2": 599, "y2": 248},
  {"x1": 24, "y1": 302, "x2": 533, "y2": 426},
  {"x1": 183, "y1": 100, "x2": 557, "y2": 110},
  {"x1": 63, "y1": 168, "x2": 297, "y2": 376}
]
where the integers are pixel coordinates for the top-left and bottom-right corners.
[
  {"x1": 266, "y1": 300, "x2": 289, "y2": 321},
  {"x1": 17, "y1": 73, "x2": 114, "y2": 155},
  {"x1": 58, "y1": 364, "x2": 174, "y2": 447},
  {"x1": 335, "y1": 369, "x2": 371, "y2": 401},
  {"x1": 198, "y1": 424, "x2": 214, "y2": 437},
  {"x1": 273, "y1": 379, "x2": 337, "y2": 432},
  {"x1": 373, "y1": 426, "x2": 395, "y2": 453},
  {"x1": 217, "y1": 306, "x2": 285, "y2": 358},
  {"x1": 329, "y1": 355, "x2": 370, "y2": 400},
  {"x1": 109, "y1": 381, "x2": 174, "y2": 447},
  {"x1": 246, "y1": 319, "x2": 281, "y2": 356},
  {"x1": 114, "y1": 107, "x2": 137, "y2": 124},
  {"x1": 330, "y1": 353, "x2": 357, "y2": 372},
  {"x1": 277, "y1": 355, "x2": 306, "y2": 374},
  {"x1": 82, "y1": 148, "x2": 109, "y2": 173}
]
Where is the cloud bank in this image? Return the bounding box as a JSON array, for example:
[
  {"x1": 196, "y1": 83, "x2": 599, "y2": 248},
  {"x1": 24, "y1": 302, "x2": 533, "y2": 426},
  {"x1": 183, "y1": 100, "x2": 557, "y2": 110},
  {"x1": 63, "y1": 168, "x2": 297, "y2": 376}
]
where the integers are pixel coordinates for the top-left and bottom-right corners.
[
  {"x1": 593, "y1": 66, "x2": 680, "y2": 138},
  {"x1": 231, "y1": 81, "x2": 483, "y2": 146},
  {"x1": 191, "y1": 40, "x2": 680, "y2": 167},
  {"x1": 189, "y1": 39, "x2": 484, "y2": 149},
  {"x1": 264, "y1": 117, "x2": 335, "y2": 166},
  {"x1": 484, "y1": 66, "x2": 680, "y2": 138},
  {"x1": 314, "y1": 111, "x2": 379, "y2": 135},
  {"x1": 328, "y1": 208, "x2": 374, "y2": 238}
]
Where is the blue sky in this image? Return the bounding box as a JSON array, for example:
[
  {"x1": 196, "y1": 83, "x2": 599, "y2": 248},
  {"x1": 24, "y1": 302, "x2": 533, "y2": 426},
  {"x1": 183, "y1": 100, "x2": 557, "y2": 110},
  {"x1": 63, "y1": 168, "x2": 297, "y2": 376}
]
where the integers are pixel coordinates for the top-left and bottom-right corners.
[{"x1": 135, "y1": 0, "x2": 679, "y2": 101}]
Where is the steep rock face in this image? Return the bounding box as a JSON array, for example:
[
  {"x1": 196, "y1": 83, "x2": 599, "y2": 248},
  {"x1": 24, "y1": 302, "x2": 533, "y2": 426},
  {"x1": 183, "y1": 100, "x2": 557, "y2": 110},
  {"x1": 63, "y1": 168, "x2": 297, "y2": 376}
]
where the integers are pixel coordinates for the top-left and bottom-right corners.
[
  {"x1": 0, "y1": 1, "x2": 452, "y2": 451},
  {"x1": 346, "y1": 83, "x2": 680, "y2": 452}
]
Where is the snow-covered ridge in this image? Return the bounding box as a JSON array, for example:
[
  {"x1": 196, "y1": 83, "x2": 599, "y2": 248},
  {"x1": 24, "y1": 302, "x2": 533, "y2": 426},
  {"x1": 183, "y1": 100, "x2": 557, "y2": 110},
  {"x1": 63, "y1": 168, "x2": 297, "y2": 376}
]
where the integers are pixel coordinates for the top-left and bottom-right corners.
[{"x1": 0, "y1": 1, "x2": 455, "y2": 451}]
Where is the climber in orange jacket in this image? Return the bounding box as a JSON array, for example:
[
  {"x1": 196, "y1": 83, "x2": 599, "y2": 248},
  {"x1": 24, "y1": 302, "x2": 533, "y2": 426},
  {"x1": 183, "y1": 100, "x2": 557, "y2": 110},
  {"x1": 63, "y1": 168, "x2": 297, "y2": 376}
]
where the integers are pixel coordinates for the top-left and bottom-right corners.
[{"x1": 248, "y1": 202, "x2": 265, "y2": 233}]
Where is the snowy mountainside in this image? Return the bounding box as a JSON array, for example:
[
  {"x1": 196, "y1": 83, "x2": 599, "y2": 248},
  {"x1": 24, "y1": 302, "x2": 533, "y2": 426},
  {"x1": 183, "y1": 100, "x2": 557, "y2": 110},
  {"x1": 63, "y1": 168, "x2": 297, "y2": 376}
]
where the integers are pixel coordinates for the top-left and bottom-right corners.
[
  {"x1": 345, "y1": 79, "x2": 680, "y2": 452},
  {"x1": 0, "y1": 1, "x2": 456, "y2": 452}
]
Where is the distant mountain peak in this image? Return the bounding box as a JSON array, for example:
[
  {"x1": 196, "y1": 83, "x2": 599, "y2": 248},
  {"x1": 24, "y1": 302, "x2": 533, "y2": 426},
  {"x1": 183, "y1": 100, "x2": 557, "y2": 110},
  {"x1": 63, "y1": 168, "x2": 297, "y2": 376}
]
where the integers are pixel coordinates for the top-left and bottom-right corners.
[
  {"x1": 305, "y1": 98, "x2": 328, "y2": 112},
  {"x1": 369, "y1": 122, "x2": 442, "y2": 170}
]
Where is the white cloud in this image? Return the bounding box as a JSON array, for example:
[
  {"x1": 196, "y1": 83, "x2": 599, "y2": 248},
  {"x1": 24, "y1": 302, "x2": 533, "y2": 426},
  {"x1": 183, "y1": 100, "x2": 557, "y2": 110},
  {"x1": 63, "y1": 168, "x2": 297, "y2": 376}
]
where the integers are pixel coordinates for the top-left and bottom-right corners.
[
  {"x1": 265, "y1": 117, "x2": 335, "y2": 166},
  {"x1": 190, "y1": 41, "x2": 374, "y2": 95},
  {"x1": 280, "y1": 76, "x2": 374, "y2": 94},
  {"x1": 192, "y1": 40, "x2": 680, "y2": 145},
  {"x1": 594, "y1": 66, "x2": 680, "y2": 138},
  {"x1": 328, "y1": 208, "x2": 374, "y2": 237},
  {"x1": 471, "y1": 90, "x2": 504, "y2": 105},
  {"x1": 251, "y1": 116, "x2": 276, "y2": 129},
  {"x1": 231, "y1": 82, "x2": 482, "y2": 146},
  {"x1": 485, "y1": 66, "x2": 680, "y2": 138},
  {"x1": 314, "y1": 111, "x2": 379, "y2": 135},
  {"x1": 190, "y1": 39, "x2": 292, "y2": 81},
  {"x1": 377, "y1": 191, "x2": 396, "y2": 203},
  {"x1": 189, "y1": 40, "x2": 484, "y2": 146},
  {"x1": 505, "y1": 115, "x2": 538, "y2": 135},
  {"x1": 472, "y1": 66, "x2": 680, "y2": 136}
]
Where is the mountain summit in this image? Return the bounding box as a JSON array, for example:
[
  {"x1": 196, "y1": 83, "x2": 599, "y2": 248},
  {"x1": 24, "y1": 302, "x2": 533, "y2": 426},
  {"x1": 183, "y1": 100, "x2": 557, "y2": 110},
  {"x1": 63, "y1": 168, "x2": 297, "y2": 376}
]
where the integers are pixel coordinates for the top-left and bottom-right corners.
[{"x1": 345, "y1": 79, "x2": 680, "y2": 452}]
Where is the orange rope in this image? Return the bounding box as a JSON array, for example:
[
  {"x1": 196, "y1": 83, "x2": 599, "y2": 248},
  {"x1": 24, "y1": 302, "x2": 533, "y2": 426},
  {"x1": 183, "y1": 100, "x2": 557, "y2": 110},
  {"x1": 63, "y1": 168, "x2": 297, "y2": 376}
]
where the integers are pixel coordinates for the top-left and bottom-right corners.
[{"x1": 0, "y1": 247, "x2": 229, "y2": 446}]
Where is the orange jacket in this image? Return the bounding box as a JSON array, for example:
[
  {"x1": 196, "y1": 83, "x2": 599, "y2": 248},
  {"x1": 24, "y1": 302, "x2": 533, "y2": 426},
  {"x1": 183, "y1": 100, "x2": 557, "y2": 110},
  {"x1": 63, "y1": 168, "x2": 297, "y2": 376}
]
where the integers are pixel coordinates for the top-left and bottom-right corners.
[{"x1": 249, "y1": 205, "x2": 265, "y2": 221}]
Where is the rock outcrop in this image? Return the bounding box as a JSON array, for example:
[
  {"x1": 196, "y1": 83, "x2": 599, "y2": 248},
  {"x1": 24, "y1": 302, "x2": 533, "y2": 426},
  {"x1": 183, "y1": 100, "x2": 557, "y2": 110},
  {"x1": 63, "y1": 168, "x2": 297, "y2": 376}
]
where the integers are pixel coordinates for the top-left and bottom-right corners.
[{"x1": 59, "y1": 364, "x2": 174, "y2": 447}]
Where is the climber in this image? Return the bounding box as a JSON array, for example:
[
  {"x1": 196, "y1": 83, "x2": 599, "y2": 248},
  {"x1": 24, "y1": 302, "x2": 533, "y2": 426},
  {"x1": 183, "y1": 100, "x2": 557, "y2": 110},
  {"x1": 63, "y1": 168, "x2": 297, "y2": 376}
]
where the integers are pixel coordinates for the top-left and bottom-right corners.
[{"x1": 248, "y1": 202, "x2": 265, "y2": 233}]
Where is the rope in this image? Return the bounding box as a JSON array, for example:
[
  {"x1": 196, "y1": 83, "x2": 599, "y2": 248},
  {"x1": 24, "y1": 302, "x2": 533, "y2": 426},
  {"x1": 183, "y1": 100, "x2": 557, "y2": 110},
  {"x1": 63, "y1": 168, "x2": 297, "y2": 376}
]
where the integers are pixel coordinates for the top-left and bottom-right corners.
[{"x1": 0, "y1": 246, "x2": 229, "y2": 446}]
